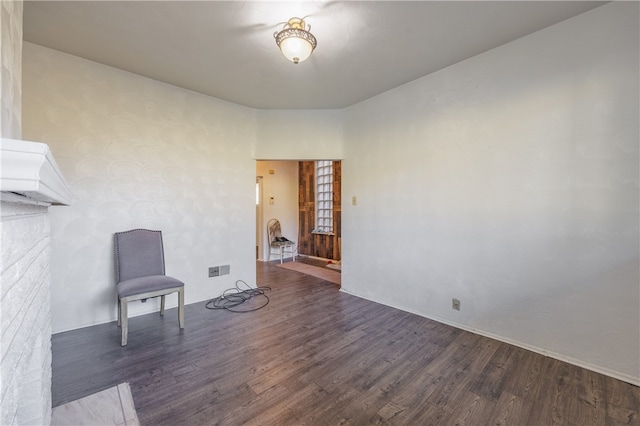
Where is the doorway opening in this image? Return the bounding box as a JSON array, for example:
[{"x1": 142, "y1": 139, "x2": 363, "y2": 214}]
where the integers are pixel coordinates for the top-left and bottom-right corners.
[{"x1": 256, "y1": 160, "x2": 342, "y2": 267}]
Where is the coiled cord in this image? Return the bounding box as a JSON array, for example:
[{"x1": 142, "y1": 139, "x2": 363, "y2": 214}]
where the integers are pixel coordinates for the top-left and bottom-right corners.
[{"x1": 205, "y1": 280, "x2": 271, "y2": 313}]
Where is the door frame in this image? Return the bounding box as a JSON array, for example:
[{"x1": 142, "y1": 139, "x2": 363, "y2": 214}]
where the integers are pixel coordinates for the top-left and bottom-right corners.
[{"x1": 256, "y1": 176, "x2": 264, "y2": 260}]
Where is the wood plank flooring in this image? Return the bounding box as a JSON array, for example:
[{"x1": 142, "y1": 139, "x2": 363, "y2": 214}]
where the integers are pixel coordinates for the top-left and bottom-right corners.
[{"x1": 52, "y1": 261, "x2": 640, "y2": 425}]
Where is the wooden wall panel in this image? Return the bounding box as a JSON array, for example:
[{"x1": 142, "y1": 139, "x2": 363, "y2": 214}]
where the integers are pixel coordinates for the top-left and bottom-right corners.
[{"x1": 298, "y1": 161, "x2": 341, "y2": 260}]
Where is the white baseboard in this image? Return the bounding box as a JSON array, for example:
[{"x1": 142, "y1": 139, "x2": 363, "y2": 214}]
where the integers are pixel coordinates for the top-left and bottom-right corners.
[{"x1": 340, "y1": 289, "x2": 639, "y2": 387}]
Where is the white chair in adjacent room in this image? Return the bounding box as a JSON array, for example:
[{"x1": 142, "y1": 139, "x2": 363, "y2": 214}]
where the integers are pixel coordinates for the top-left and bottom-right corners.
[{"x1": 266, "y1": 218, "x2": 296, "y2": 264}]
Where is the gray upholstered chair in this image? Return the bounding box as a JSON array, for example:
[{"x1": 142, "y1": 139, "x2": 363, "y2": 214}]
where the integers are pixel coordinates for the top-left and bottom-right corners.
[
  {"x1": 266, "y1": 218, "x2": 296, "y2": 263},
  {"x1": 114, "y1": 229, "x2": 185, "y2": 346}
]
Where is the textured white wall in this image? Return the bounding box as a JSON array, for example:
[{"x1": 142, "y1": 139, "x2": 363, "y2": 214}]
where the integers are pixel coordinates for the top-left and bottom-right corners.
[
  {"x1": 0, "y1": 0, "x2": 22, "y2": 139},
  {"x1": 22, "y1": 43, "x2": 258, "y2": 333},
  {"x1": 255, "y1": 109, "x2": 343, "y2": 160},
  {"x1": 342, "y1": 3, "x2": 639, "y2": 384},
  {"x1": 256, "y1": 161, "x2": 299, "y2": 261}
]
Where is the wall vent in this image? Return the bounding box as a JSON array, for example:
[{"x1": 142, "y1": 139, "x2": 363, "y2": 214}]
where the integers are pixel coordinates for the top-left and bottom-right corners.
[{"x1": 209, "y1": 265, "x2": 230, "y2": 278}]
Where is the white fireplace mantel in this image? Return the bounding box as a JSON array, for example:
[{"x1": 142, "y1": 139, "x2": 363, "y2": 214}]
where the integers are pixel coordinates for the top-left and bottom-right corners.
[{"x1": 0, "y1": 138, "x2": 72, "y2": 206}]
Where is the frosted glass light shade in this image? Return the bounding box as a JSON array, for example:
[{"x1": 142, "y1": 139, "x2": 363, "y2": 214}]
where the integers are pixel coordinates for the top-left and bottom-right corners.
[{"x1": 279, "y1": 36, "x2": 314, "y2": 64}]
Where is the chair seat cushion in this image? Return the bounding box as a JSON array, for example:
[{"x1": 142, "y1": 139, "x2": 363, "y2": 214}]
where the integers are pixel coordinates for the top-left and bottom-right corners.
[
  {"x1": 271, "y1": 241, "x2": 294, "y2": 247},
  {"x1": 118, "y1": 275, "x2": 184, "y2": 298}
]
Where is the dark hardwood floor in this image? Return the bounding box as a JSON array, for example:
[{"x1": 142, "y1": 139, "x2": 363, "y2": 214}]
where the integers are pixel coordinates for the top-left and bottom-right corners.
[{"x1": 52, "y1": 261, "x2": 639, "y2": 425}]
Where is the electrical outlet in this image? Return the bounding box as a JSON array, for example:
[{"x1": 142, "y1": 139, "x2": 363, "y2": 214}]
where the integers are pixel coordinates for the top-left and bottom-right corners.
[
  {"x1": 452, "y1": 298, "x2": 461, "y2": 311},
  {"x1": 220, "y1": 264, "x2": 230, "y2": 276}
]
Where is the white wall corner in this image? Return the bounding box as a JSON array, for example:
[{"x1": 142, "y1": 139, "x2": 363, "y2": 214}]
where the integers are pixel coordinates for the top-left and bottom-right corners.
[{"x1": 0, "y1": 138, "x2": 72, "y2": 205}]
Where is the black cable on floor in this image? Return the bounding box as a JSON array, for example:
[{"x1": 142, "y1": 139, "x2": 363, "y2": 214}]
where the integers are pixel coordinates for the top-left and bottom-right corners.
[{"x1": 205, "y1": 280, "x2": 271, "y2": 313}]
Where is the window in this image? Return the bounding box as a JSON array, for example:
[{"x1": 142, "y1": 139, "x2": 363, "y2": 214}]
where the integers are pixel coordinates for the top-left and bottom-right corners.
[{"x1": 315, "y1": 160, "x2": 333, "y2": 233}]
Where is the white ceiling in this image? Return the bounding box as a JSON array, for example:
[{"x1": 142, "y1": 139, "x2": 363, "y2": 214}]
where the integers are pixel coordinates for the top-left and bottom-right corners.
[{"x1": 23, "y1": 1, "x2": 606, "y2": 110}]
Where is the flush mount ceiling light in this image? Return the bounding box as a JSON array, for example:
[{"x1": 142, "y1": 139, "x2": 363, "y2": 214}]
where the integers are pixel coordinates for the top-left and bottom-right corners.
[{"x1": 274, "y1": 17, "x2": 317, "y2": 64}]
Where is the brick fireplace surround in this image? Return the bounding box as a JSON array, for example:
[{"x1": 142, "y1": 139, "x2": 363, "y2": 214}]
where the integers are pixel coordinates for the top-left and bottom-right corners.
[{"x1": 1, "y1": 139, "x2": 72, "y2": 425}]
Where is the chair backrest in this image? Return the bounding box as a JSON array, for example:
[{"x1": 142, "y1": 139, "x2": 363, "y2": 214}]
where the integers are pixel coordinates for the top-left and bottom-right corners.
[
  {"x1": 114, "y1": 229, "x2": 166, "y2": 283},
  {"x1": 266, "y1": 219, "x2": 283, "y2": 244}
]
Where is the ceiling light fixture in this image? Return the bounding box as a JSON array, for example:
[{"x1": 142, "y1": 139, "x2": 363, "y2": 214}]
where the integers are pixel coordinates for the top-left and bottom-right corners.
[{"x1": 274, "y1": 17, "x2": 317, "y2": 64}]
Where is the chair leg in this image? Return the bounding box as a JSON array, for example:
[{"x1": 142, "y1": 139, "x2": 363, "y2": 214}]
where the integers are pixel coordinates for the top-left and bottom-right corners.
[
  {"x1": 117, "y1": 298, "x2": 121, "y2": 326},
  {"x1": 160, "y1": 295, "x2": 166, "y2": 316},
  {"x1": 280, "y1": 246, "x2": 284, "y2": 264},
  {"x1": 121, "y1": 299, "x2": 128, "y2": 346},
  {"x1": 178, "y1": 287, "x2": 185, "y2": 329}
]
